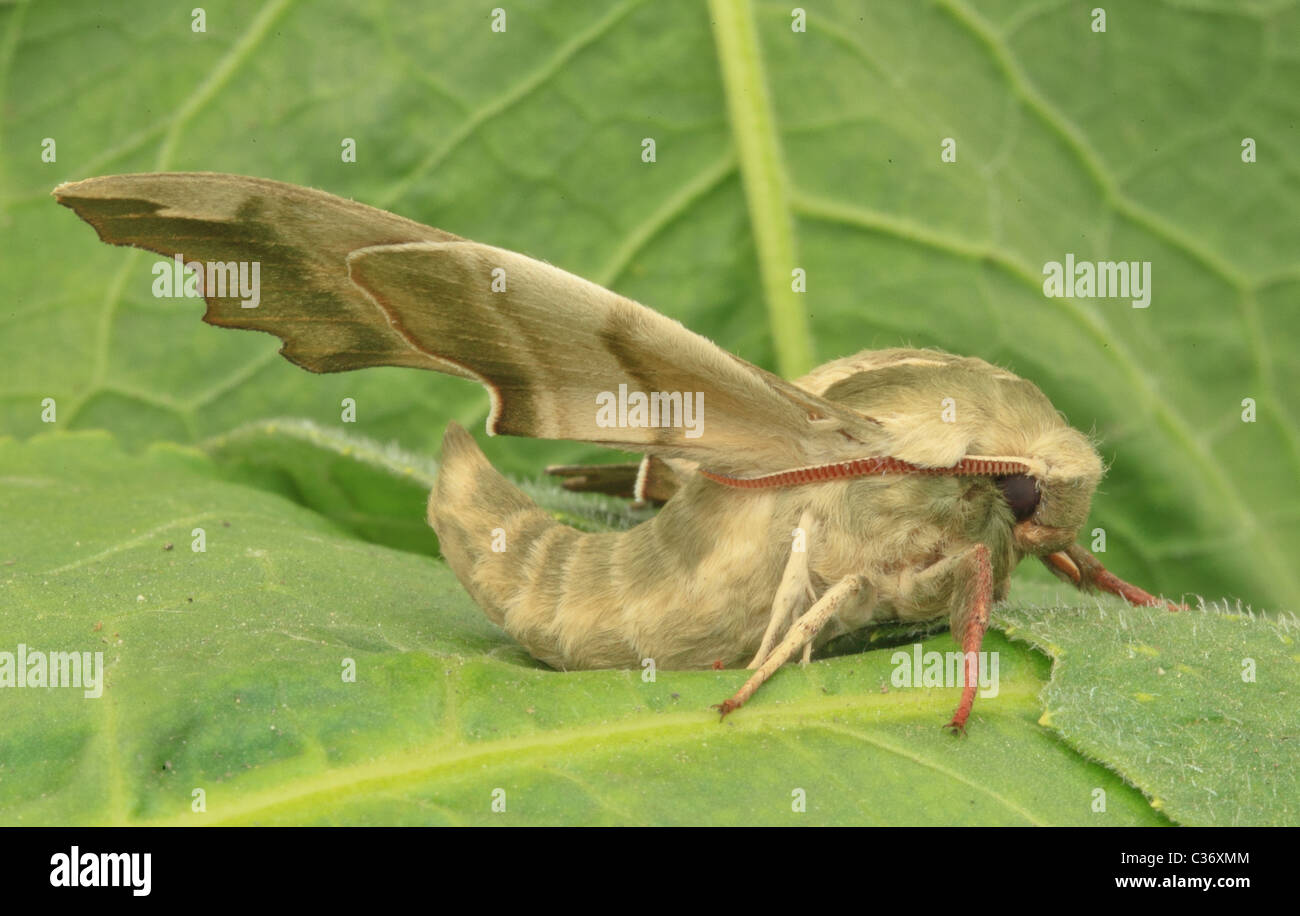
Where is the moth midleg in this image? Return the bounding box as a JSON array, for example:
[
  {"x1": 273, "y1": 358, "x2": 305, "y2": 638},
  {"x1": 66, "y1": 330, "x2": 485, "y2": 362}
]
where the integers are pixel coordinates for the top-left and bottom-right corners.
[
  {"x1": 1042, "y1": 545, "x2": 1184, "y2": 611},
  {"x1": 747, "y1": 509, "x2": 817, "y2": 670},
  {"x1": 717, "y1": 573, "x2": 874, "y2": 719}
]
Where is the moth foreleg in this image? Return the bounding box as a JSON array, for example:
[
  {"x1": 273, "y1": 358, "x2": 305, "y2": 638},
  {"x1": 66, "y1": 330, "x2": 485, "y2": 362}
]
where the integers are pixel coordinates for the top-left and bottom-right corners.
[
  {"x1": 717, "y1": 573, "x2": 873, "y2": 720},
  {"x1": 747, "y1": 510, "x2": 817, "y2": 670},
  {"x1": 1042, "y1": 543, "x2": 1185, "y2": 612}
]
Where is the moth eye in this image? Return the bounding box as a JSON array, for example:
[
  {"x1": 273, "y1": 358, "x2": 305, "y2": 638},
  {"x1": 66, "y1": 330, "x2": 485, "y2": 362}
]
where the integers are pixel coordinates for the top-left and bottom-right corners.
[{"x1": 996, "y1": 474, "x2": 1040, "y2": 522}]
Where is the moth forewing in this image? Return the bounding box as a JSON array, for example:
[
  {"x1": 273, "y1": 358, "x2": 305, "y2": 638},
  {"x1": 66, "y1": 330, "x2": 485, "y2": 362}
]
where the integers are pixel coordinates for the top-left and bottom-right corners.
[{"x1": 53, "y1": 172, "x2": 466, "y2": 375}]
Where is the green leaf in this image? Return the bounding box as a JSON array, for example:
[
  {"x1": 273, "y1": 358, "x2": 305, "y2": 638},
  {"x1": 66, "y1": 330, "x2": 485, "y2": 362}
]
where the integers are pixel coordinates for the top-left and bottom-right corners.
[
  {"x1": 202, "y1": 419, "x2": 444, "y2": 556},
  {"x1": 1, "y1": 433, "x2": 1171, "y2": 826},
  {"x1": 997, "y1": 599, "x2": 1300, "y2": 827}
]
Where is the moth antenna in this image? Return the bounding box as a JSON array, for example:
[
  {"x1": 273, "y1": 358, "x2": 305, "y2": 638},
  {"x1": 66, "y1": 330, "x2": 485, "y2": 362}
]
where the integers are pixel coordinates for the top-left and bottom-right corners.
[{"x1": 699, "y1": 456, "x2": 1031, "y2": 489}]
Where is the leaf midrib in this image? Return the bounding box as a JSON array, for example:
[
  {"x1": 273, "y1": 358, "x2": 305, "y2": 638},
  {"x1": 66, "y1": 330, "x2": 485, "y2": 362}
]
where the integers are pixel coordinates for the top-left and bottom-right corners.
[{"x1": 139, "y1": 683, "x2": 1046, "y2": 826}]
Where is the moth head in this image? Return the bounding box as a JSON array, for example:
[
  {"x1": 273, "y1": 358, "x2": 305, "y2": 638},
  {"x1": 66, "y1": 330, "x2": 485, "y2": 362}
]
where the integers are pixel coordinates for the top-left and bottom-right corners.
[{"x1": 998, "y1": 426, "x2": 1103, "y2": 555}]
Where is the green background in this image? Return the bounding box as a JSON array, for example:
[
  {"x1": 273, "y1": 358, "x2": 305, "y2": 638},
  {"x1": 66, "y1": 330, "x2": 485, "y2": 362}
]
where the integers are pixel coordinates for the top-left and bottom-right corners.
[{"x1": 0, "y1": 0, "x2": 1296, "y2": 825}]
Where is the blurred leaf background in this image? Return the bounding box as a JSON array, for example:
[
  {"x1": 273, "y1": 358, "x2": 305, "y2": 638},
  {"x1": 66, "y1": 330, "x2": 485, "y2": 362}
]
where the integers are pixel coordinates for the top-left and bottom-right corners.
[{"x1": 1, "y1": 0, "x2": 1297, "y2": 825}]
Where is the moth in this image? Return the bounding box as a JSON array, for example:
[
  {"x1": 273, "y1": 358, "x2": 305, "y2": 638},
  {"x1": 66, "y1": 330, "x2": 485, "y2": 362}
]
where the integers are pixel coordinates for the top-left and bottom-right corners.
[{"x1": 54, "y1": 173, "x2": 1181, "y2": 732}]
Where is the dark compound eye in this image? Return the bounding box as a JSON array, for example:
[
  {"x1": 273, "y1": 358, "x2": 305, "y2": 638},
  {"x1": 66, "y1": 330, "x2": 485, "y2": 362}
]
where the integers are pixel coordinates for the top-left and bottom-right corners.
[{"x1": 997, "y1": 474, "x2": 1040, "y2": 522}]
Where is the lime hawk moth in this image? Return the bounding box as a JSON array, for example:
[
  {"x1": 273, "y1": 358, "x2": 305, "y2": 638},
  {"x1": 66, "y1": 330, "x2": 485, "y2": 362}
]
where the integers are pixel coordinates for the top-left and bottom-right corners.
[{"x1": 54, "y1": 173, "x2": 1182, "y2": 732}]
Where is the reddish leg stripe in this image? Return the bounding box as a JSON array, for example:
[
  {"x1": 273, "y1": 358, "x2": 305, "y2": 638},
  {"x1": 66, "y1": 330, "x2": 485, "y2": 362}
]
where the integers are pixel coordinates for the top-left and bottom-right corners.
[{"x1": 699, "y1": 456, "x2": 1031, "y2": 489}]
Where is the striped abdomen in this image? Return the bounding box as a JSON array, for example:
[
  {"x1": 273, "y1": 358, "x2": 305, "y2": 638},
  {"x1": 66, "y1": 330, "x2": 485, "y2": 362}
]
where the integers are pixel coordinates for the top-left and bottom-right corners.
[{"x1": 428, "y1": 423, "x2": 784, "y2": 670}]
